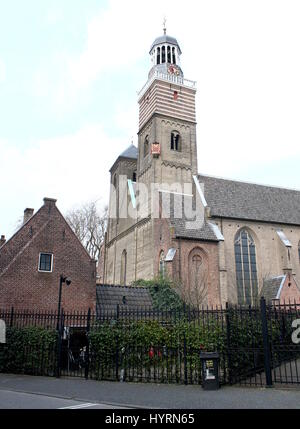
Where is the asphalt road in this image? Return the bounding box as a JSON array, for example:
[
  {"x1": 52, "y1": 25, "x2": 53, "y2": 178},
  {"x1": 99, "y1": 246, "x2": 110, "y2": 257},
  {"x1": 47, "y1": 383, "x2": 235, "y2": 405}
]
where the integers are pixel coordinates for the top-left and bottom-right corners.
[
  {"x1": 0, "y1": 388, "x2": 130, "y2": 409},
  {"x1": 1, "y1": 374, "x2": 300, "y2": 409}
]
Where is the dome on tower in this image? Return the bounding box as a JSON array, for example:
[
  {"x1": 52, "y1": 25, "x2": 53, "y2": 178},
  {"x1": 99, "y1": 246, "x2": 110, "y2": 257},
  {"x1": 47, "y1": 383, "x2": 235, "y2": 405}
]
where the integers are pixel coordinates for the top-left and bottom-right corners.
[
  {"x1": 149, "y1": 35, "x2": 182, "y2": 55},
  {"x1": 148, "y1": 31, "x2": 183, "y2": 80}
]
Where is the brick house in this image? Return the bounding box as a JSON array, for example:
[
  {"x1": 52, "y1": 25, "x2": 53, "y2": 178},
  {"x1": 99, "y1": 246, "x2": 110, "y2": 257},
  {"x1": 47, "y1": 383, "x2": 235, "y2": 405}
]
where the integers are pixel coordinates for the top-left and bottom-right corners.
[{"x1": 0, "y1": 198, "x2": 96, "y2": 312}]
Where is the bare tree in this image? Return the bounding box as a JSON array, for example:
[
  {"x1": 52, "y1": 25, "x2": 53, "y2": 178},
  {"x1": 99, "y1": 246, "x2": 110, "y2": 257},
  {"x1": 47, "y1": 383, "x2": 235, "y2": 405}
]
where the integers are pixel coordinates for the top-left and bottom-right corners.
[
  {"x1": 178, "y1": 267, "x2": 209, "y2": 309},
  {"x1": 66, "y1": 201, "x2": 108, "y2": 260}
]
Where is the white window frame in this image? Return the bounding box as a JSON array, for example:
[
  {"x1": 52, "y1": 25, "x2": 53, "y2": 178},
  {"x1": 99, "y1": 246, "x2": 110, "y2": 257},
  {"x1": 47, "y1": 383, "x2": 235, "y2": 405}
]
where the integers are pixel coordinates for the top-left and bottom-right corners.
[{"x1": 38, "y1": 253, "x2": 53, "y2": 273}]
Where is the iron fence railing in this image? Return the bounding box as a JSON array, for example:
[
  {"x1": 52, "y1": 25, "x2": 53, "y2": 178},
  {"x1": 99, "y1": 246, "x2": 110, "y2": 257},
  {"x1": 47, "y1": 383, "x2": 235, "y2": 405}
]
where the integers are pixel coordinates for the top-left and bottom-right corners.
[{"x1": 1, "y1": 298, "x2": 300, "y2": 387}]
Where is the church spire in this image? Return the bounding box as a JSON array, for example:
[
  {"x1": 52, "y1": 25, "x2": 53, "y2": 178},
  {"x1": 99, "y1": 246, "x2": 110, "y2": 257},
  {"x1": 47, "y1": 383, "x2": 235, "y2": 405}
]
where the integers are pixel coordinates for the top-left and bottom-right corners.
[{"x1": 163, "y1": 16, "x2": 167, "y2": 35}]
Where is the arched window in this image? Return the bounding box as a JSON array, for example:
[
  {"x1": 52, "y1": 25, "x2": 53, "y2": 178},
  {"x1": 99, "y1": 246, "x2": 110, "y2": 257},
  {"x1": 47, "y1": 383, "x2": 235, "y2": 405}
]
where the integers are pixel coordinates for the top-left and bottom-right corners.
[
  {"x1": 171, "y1": 131, "x2": 181, "y2": 151},
  {"x1": 157, "y1": 47, "x2": 161, "y2": 65},
  {"x1": 172, "y1": 47, "x2": 176, "y2": 64},
  {"x1": 162, "y1": 46, "x2": 166, "y2": 63},
  {"x1": 235, "y1": 229, "x2": 258, "y2": 305},
  {"x1": 144, "y1": 135, "x2": 149, "y2": 157},
  {"x1": 113, "y1": 174, "x2": 119, "y2": 222},
  {"x1": 159, "y1": 251, "x2": 165, "y2": 279},
  {"x1": 167, "y1": 45, "x2": 171, "y2": 63},
  {"x1": 188, "y1": 248, "x2": 208, "y2": 307},
  {"x1": 120, "y1": 250, "x2": 127, "y2": 286}
]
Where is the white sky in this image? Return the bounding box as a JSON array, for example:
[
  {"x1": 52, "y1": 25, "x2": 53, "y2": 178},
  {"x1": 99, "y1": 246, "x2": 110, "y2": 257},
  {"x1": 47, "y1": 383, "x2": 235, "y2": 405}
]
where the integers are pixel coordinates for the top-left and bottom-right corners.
[{"x1": 1, "y1": 0, "x2": 300, "y2": 239}]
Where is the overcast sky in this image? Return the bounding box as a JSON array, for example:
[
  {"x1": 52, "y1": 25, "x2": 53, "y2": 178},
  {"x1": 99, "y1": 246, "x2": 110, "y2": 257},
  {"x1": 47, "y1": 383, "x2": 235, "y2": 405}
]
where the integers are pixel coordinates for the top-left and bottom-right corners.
[{"x1": 1, "y1": 0, "x2": 300, "y2": 239}]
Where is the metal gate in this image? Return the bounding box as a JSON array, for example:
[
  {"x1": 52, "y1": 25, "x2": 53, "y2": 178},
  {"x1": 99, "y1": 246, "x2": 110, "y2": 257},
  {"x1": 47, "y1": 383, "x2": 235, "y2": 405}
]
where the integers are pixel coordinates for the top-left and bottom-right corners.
[
  {"x1": 269, "y1": 303, "x2": 300, "y2": 386},
  {"x1": 226, "y1": 298, "x2": 300, "y2": 387},
  {"x1": 57, "y1": 309, "x2": 91, "y2": 379}
]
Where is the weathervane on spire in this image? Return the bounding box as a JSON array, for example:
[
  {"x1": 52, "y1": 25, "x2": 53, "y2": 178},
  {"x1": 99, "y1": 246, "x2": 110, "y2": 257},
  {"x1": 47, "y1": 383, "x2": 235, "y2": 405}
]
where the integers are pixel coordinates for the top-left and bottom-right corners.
[{"x1": 163, "y1": 16, "x2": 167, "y2": 35}]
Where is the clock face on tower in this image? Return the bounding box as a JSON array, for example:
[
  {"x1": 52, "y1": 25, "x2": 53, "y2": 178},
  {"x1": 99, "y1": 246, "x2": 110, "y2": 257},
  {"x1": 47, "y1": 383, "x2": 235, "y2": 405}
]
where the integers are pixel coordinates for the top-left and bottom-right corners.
[{"x1": 168, "y1": 65, "x2": 180, "y2": 76}]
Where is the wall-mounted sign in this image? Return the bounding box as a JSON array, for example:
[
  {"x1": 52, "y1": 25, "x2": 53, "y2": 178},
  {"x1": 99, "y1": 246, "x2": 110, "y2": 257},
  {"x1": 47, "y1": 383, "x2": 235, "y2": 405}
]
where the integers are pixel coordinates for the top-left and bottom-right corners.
[{"x1": 151, "y1": 142, "x2": 161, "y2": 156}]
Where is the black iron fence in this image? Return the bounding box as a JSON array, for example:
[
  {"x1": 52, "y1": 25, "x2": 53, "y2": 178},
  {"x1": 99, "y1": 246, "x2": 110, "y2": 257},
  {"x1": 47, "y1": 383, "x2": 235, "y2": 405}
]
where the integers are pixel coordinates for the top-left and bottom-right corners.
[{"x1": 0, "y1": 298, "x2": 300, "y2": 387}]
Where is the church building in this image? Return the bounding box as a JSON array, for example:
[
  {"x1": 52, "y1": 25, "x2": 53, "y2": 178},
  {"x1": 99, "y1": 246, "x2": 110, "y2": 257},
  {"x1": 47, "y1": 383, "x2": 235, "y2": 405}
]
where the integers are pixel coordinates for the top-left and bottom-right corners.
[{"x1": 102, "y1": 29, "x2": 300, "y2": 308}]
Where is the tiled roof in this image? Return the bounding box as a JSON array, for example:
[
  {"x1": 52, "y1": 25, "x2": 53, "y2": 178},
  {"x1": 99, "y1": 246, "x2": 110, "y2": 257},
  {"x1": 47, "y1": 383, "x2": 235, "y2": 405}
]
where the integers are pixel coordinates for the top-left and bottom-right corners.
[
  {"x1": 198, "y1": 174, "x2": 300, "y2": 225},
  {"x1": 260, "y1": 276, "x2": 285, "y2": 304},
  {"x1": 96, "y1": 284, "x2": 153, "y2": 316}
]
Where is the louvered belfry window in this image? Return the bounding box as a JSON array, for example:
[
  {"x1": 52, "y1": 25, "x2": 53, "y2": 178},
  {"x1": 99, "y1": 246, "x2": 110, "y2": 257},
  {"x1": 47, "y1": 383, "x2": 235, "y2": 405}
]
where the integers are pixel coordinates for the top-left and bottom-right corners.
[
  {"x1": 235, "y1": 229, "x2": 258, "y2": 305},
  {"x1": 171, "y1": 131, "x2": 181, "y2": 151}
]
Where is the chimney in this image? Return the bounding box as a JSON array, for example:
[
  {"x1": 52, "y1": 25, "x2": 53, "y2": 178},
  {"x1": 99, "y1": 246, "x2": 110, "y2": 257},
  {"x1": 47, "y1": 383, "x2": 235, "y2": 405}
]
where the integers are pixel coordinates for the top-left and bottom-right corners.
[
  {"x1": 43, "y1": 197, "x2": 57, "y2": 214},
  {"x1": 0, "y1": 235, "x2": 6, "y2": 248},
  {"x1": 43, "y1": 197, "x2": 57, "y2": 207},
  {"x1": 283, "y1": 268, "x2": 293, "y2": 276},
  {"x1": 23, "y1": 208, "x2": 34, "y2": 224},
  {"x1": 205, "y1": 206, "x2": 211, "y2": 219}
]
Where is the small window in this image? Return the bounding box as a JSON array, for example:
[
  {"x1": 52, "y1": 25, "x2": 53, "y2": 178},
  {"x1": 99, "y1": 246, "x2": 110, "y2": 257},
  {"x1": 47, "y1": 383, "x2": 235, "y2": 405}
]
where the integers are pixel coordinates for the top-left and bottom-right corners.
[
  {"x1": 120, "y1": 250, "x2": 127, "y2": 286},
  {"x1": 144, "y1": 135, "x2": 149, "y2": 157},
  {"x1": 132, "y1": 171, "x2": 137, "y2": 182},
  {"x1": 171, "y1": 131, "x2": 181, "y2": 151},
  {"x1": 157, "y1": 47, "x2": 161, "y2": 65},
  {"x1": 298, "y1": 241, "x2": 300, "y2": 262},
  {"x1": 39, "y1": 253, "x2": 53, "y2": 272},
  {"x1": 172, "y1": 47, "x2": 176, "y2": 64},
  {"x1": 162, "y1": 46, "x2": 166, "y2": 63},
  {"x1": 159, "y1": 251, "x2": 165, "y2": 279},
  {"x1": 167, "y1": 45, "x2": 171, "y2": 63}
]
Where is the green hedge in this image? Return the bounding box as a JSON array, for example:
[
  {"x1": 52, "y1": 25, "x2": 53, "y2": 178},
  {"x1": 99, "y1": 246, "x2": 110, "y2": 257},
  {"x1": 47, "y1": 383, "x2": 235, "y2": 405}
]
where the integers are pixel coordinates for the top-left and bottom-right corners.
[
  {"x1": 0, "y1": 327, "x2": 57, "y2": 376},
  {"x1": 0, "y1": 306, "x2": 294, "y2": 384},
  {"x1": 88, "y1": 315, "x2": 228, "y2": 382}
]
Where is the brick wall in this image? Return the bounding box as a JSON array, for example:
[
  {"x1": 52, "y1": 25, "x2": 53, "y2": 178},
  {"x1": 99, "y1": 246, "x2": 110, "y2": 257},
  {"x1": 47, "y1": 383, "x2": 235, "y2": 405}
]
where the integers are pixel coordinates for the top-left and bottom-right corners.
[
  {"x1": 154, "y1": 217, "x2": 221, "y2": 307},
  {"x1": 0, "y1": 198, "x2": 96, "y2": 312},
  {"x1": 279, "y1": 272, "x2": 300, "y2": 304}
]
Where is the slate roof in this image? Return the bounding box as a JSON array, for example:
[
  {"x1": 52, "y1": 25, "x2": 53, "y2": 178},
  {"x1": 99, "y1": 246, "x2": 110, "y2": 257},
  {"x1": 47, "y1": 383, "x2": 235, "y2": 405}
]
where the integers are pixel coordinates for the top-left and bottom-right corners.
[
  {"x1": 260, "y1": 276, "x2": 285, "y2": 304},
  {"x1": 172, "y1": 216, "x2": 219, "y2": 241},
  {"x1": 161, "y1": 193, "x2": 219, "y2": 242},
  {"x1": 119, "y1": 144, "x2": 138, "y2": 160},
  {"x1": 109, "y1": 144, "x2": 138, "y2": 173},
  {"x1": 198, "y1": 174, "x2": 300, "y2": 226},
  {"x1": 96, "y1": 284, "x2": 153, "y2": 316},
  {"x1": 150, "y1": 35, "x2": 182, "y2": 54}
]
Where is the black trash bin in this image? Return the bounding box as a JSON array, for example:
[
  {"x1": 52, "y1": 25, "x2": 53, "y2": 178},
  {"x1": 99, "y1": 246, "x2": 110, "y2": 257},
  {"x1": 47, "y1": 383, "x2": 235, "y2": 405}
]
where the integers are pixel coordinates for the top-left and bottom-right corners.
[{"x1": 200, "y1": 352, "x2": 220, "y2": 390}]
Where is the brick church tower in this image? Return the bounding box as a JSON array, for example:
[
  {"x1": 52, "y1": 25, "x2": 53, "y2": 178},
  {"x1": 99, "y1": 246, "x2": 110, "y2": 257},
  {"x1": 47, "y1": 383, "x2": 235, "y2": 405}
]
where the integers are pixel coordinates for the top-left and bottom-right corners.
[
  {"x1": 137, "y1": 28, "x2": 198, "y2": 196},
  {"x1": 103, "y1": 28, "x2": 221, "y2": 308},
  {"x1": 103, "y1": 26, "x2": 300, "y2": 310}
]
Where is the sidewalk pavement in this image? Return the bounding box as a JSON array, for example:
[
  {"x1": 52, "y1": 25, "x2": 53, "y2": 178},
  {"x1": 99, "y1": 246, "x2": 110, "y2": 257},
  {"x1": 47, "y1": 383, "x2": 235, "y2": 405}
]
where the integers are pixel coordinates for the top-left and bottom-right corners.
[{"x1": 0, "y1": 374, "x2": 300, "y2": 409}]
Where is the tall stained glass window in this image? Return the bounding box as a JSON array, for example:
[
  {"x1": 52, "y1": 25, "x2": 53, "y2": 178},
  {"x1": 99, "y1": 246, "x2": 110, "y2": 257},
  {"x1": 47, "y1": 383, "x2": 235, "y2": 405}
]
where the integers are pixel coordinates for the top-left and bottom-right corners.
[{"x1": 235, "y1": 229, "x2": 258, "y2": 305}]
